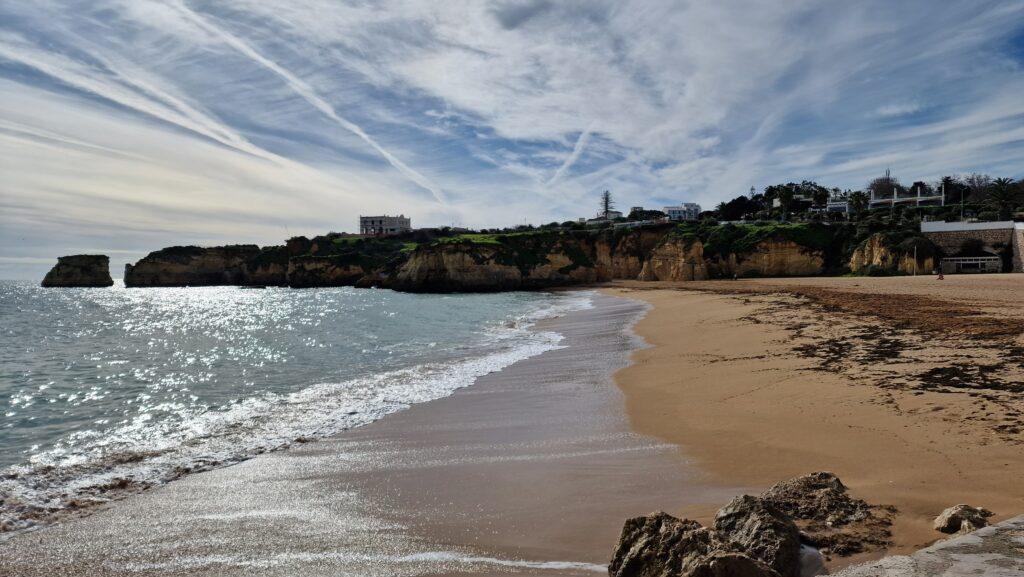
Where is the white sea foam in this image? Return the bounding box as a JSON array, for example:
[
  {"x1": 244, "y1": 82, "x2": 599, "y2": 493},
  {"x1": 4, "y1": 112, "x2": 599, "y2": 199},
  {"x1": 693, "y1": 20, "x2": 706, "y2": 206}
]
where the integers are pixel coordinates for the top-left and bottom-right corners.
[
  {"x1": 0, "y1": 289, "x2": 594, "y2": 535},
  {"x1": 127, "y1": 550, "x2": 607, "y2": 573}
]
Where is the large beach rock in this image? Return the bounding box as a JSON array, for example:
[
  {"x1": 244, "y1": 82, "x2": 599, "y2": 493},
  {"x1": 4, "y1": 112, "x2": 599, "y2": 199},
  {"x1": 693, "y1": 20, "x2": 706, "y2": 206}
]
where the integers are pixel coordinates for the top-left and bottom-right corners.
[
  {"x1": 608, "y1": 512, "x2": 779, "y2": 577},
  {"x1": 687, "y1": 551, "x2": 781, "y2": 577},
  {"x1": 714, "y1": 495, "x2": 801, "y2": 577},
  {"x1": 933, "y1": 504, "x2": 993, "y2": 534},
  {"x1": 760, "y1": 472, "x2": 893, "y2": 556},
  {"x1": 41, "y1": 255, "x2": 114, "y2": 287}
]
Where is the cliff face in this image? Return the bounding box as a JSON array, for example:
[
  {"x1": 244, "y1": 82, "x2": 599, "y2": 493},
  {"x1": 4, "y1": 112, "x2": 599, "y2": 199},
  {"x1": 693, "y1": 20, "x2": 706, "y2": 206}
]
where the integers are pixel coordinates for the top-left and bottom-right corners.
[
  {"x1": 393, "y1": 245, "x2": 522, "y2": 292},
  {"x1": 711, "y1": 239, "x2": 825, "y2": 278},
  {"x1": 41, "y1": 255, "x2": 114, "y2": 287},
  {"x1": 639, "y1": 236, "x2": 822, "y2": 281},
  {"x1": 113, "y1": 223, "x2": 859, "y2": 292},
  {"x1": 593, "y1": 226, "x2": 672, "y2": 279},
  {"x1": 391, "y1": 229, "x2": 664, "y2": 293},
  {"x1": 124, "y1": 245, "x2": 261, "y2": 287},
  {"x1": 287, "y1": 256, "x2": 369, "y2": 288},
  {"x1": 242, "y1": 246, "x2": 290, "y2": 286},
  {"x1": 850, "y1": 233, "x2": 935, "y2": 275},
  {"x1": 638, "y1": 238, "x2": 708, "y2": 281}
]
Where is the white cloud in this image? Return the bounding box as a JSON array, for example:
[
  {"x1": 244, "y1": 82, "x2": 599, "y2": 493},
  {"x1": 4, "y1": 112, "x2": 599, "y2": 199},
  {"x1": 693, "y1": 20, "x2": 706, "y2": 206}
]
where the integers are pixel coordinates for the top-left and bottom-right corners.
[
  {"x1": 874, "y1": 102, "x2": 921, "y2": 118},
  {"x1": 2, "y1": 0, "x2": 1024, "y2": 279}
]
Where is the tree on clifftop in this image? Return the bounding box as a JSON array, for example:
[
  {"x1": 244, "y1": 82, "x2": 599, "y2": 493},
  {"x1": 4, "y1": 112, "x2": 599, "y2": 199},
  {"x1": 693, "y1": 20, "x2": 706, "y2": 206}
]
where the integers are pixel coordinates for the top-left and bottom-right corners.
[
  {"x1": 848, "y1": 190, "x2": 869, "y2": 217},
  {"x1": 868, "y1": 170, "x2": 901, "y2": 199},
  {"x1": 986, "y1": 177, "x2": 1019, "y2": 220},
  {"x1": 600, "y1": 190, "x2": 615, "y2": 219}
]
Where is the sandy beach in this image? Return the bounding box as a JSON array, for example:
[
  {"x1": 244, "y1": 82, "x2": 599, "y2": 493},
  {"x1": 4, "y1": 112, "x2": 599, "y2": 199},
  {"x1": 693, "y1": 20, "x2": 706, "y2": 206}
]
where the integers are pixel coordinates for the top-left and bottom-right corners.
[
  {"x1": 606, "y1": 273, "x2": 1024, "y2": 567},
  {"x1": 3, "y1": 277, "x2": 1022, "y2": 575}
]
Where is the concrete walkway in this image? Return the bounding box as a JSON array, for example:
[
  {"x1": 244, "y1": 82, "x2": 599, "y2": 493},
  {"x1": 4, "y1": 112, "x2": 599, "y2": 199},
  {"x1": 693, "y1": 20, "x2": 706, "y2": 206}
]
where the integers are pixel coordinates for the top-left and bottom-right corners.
[{"x1": 836, "y1": 515, "x2": 1024, "y2": 576}]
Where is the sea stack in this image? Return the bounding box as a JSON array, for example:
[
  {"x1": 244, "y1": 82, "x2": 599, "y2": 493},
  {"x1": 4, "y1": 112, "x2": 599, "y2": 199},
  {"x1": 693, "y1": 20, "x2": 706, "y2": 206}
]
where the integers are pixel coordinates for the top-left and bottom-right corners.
[{"x1": 41, "y1": 255, "x2": 114, "y2": 287}]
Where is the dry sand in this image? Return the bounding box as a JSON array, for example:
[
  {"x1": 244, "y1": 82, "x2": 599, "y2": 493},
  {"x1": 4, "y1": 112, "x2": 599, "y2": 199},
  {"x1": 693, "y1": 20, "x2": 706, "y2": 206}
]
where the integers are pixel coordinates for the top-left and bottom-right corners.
[{"x1": 605, "y1": 273, "x2": 1024, "y2": 567}]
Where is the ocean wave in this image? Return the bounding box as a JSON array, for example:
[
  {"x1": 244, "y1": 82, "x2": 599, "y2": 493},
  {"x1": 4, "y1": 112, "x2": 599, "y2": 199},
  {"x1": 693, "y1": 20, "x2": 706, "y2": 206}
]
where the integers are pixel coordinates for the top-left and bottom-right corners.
[{"x1": 0, "y1": 291, "x2": 594, "y2": 536}]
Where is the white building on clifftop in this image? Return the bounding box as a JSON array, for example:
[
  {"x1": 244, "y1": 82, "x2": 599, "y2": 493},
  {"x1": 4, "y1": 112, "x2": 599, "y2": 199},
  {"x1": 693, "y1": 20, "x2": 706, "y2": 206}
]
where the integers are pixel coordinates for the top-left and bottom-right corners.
[
  {"x1": 663, "y1": 203, "x2": 701, "y2": 221},
  {"x1": 359, "y1": 215, "x2": 411, "y2": 236}
]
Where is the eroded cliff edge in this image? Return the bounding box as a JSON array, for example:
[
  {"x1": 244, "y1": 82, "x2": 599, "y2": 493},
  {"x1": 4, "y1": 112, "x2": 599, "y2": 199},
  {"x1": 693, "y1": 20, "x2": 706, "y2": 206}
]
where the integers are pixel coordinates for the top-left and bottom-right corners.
[{"x1": 110, "y1": 221, "x2": 939, "y2": 292}]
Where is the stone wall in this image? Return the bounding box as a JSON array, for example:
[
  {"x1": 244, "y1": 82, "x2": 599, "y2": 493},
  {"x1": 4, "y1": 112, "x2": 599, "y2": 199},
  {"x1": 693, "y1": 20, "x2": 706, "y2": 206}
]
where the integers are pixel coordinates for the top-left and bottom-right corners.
[
  {"x1": 922, "y1": 228, "x2": 1013, "y2": 256},
  {"x1": 1013, "y1": 225, "x2": 1024, "y2": 273}
]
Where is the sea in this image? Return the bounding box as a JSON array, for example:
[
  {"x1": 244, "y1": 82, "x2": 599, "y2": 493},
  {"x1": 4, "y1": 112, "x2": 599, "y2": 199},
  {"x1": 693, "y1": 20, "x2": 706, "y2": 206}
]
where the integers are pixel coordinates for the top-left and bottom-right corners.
[{"x1": 0, "y1": 281, "x2": 592, "y2": 534}]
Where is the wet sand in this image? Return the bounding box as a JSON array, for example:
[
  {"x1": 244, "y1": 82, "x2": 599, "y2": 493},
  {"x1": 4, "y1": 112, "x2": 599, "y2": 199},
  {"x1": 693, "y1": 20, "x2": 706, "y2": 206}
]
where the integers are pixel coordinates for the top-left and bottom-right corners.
[
  {"x1": 1, "y1": 293, "x2": 742, "y2": 576},
  {"x1": 606, "y1": 274, "x2": 1024, "y2": 567}
]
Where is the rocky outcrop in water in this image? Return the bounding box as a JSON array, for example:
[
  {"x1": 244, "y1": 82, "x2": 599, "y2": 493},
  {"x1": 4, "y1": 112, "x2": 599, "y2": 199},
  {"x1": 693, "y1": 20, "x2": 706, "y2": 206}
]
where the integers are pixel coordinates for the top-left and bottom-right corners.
[
  {"x1": 41, "y1": 255, "x2": 114, "y2": 287},
  {"x1": 933, "y1": 504, "x2": 993, "y2": 534},
  {"x1": 849, "y1": 233, "x2": 936, "y2": 275},
  {"x1": 124, "y1": 245, "x2": 261, "y2": 287}
]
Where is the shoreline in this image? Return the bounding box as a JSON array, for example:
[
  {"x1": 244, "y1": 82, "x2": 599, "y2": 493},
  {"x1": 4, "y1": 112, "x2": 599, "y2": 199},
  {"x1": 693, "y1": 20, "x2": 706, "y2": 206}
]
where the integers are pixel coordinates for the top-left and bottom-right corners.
[
  {"x1": 604, "y1": 275, "x2": 1024, "y2": 569},
  {"x1": 1, "y1": 291, "x2": 733, "y2": 576}
]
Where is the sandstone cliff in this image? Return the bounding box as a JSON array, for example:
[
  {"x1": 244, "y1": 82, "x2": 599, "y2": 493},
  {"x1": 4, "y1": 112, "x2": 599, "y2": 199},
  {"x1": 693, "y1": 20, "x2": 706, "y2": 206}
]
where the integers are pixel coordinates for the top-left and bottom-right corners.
[
  {"x1": 124, "y1": 245, "x2": 261, "y2": 287},
  {"x1": 392, "y1": 240, "x2": 597, "y2": 292},
  {"x1": 113, "y1": 222, "x2": 883, "y2": 292},
  {"x1": 639, "y1": 235, "x2": 824, "y2": 281},
  {"x1": 41, "y1": 255, "x2": 114, "y2": 287},
  {"x1": 638, "y1": 238, "x2": 709, "y2": 281},
  {"x1": 391, "y1": 227, "x2": 671, "y2": 292},
  {"x1": 849, "y1": 233, "x2": 935, "y2": 275},
  {"x1": 287, "y1": 255, "x2": 370, "y2": 288},
  {"x1": 712, "y1": 239, "x2": 825, "y2": 278}
]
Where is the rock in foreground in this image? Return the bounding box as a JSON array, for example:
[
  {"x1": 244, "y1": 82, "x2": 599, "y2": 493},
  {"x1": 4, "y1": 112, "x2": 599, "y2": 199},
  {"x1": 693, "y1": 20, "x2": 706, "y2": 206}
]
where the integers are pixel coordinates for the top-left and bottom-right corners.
[
  {"x1": 41, "y1": 255, "x2": 113, "y2": 287},
  {"x1": 714, "y1": 495, "x2": 801, "y2": 577},
  {"x1": 609, "y1": 511, "x2": 780, "y2": 577},
  {"x1": 609, "y1": 473, "x2": 896, "y2": 577},
  {"x1": 760, "y1": 472, "x2": 895, "y2": 556},
  {"x1": 933, "y1": 504, "x2": 993, "y2": 534}
]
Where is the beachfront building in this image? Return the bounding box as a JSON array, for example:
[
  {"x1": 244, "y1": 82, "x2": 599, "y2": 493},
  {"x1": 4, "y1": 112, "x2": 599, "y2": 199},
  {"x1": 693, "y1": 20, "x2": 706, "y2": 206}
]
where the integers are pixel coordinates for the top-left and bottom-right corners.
[
  {"x1": 825, "y1": 192, "x2": 850, "y2": 215},
  {"x1": 359, "y1": 214, "x2": 412, "y2": 236},
  {"x1": 585, "y1": 209, "x2": 623, "y2": 226},
  {"x1": 869, "y1": 182, "x2": 944, "y2": 210},
  {"x1": 921, "y1": 221, "x2": 1024, "y2": 274},
  {"x1": 663, "y1": 203, "x2": 702, "y2": 221}
]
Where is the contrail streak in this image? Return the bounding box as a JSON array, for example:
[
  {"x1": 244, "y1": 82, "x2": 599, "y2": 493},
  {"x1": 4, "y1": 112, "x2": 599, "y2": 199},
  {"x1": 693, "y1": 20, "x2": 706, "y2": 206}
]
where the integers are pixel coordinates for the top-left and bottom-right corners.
[
  {"x1": 167, "y1": 0, "x2": 446, "y2": 205},
  {"x1": 547, "y1": 127, "x2": 592, "y2": 186}
]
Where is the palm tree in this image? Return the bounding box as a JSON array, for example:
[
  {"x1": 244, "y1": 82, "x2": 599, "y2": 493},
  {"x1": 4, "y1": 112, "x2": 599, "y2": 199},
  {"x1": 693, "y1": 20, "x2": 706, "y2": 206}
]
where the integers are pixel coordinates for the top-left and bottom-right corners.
[
  {"x1": 986, "y1": 177, "x2": 1019, "y2": 220},
  {"x1": 776, "y1": 186, "x2": 795, "y2": 221},
  {"x1": 848, "y1": 190, "x2": 869, "y2": 218}
]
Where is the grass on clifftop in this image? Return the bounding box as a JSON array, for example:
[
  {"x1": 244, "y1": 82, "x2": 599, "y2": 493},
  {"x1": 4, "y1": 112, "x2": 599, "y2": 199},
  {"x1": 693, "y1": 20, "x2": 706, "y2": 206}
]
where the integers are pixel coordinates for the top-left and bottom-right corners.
[{"x1": 671, "y1": 221, "x2": 833, "y2": 258}]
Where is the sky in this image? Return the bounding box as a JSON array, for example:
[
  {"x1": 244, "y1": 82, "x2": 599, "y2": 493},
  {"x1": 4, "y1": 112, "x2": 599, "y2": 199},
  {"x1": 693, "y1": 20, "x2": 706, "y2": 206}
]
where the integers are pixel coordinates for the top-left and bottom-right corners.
[{"x1": 2, "y1": 0, "x2": 1024, "y2": 279}]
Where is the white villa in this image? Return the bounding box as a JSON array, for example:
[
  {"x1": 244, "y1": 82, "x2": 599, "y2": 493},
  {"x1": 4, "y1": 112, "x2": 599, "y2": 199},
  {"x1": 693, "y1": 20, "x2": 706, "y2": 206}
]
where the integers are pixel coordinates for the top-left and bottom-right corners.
[
  {"x1": 663, "y1": 203, "x2": 702, "y2": 221},
  {"x1": 359, "y1": 214, "x2": 412, "y2": 236},
  {"x1": 869, "y1": 182, "x2": 944, "y2": 209}
]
